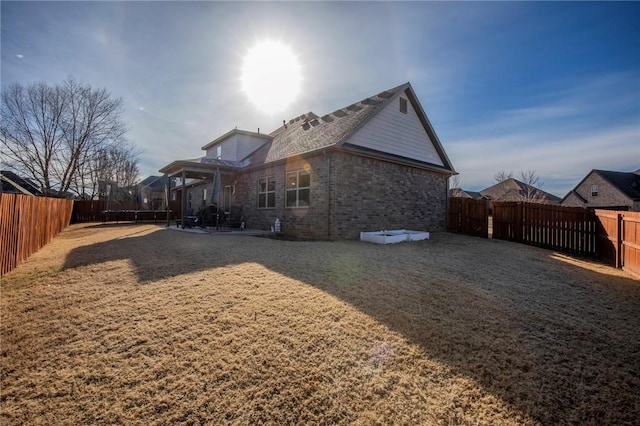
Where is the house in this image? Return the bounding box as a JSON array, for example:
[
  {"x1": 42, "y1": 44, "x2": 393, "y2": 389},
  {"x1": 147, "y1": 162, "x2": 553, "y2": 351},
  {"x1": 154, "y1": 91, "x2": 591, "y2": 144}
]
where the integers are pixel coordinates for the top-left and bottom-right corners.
[
  {"x1": 477, "y1": 178, "x2": 561, "y2": 203},
  {"x1": 561, "y1": 169, "x2": 640, "y2": 211},
  {"x1": 450, "y1": 179, "x2": 560, "y2": 203},
  {"x1": 448, "y1": 188, "x2": 486, "y2": 200},
  {"x1": 0, "y1": 170, "x2": 41, "y2": 196},
  {"x1": 159, "y1": 82, "x2": 456, "y2": 239}
]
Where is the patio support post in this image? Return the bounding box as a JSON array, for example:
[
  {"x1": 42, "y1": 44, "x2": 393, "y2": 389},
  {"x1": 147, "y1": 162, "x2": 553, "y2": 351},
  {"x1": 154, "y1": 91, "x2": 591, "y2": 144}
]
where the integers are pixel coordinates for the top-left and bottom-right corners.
[
  {"x1": 181, "y1": 170, "x2": 186, "y2": 229},
  {"x1": 165, "y1": 173, "x2": 170, "y2": 227}
]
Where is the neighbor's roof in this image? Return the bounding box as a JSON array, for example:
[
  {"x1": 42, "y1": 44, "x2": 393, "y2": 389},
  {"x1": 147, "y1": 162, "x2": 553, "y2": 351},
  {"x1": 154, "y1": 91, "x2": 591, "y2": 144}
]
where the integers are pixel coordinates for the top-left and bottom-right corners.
[
  {"x1": 480, "y1": 178, "x2": 561, "y2": 202},
  {"x1": 245, "y1": 82, "x2": 455, "y2": 173},
  {"x1": 594, "y1": 169, "x2": 640, "y2": 201},
  {"x1": 0, "y1": 170, "x2": 41, "y2": 195},
  {"x1": 449, "y1": 188, "x2": 485, "y2": 199}
]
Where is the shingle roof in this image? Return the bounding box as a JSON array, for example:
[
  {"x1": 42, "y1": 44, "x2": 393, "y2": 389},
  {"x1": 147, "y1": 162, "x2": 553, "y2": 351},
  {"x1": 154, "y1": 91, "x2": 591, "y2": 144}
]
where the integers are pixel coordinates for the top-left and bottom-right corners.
[
  {"x1": 246, "y1": 82, "x2": 450, "y2": 169},
  {"x1": 160, "y1": 82, "x2": 454, "y2": 176},
  {"x1": 480, "y1": 178, "x2": 561, "y2": 202},
  {"x1": 595, "y1": 169, "x2": 640, "y2": 201},
  {"x1": 0, "y1": 170, "x2": 41, "y2": 195}
]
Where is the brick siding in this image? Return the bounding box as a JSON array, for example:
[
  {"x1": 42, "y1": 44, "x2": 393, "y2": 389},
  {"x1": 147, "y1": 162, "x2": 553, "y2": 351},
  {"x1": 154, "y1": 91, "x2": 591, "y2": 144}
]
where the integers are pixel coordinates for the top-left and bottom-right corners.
[
  {"x1": 563, "y1": 173, "x2": 634, "y2": 210},
  {"x1": 331, "y1": 151, "x2": 448, "y2": 239},
  {"x1": 219, "y1": 150, "x2": 449, "y2": 240}
]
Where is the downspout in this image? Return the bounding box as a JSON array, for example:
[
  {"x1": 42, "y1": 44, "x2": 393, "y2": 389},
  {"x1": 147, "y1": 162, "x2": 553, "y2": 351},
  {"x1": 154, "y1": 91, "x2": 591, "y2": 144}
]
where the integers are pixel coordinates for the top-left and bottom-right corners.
[{"x1": 327, "y1": 150, "x2": 332, "y2": 240}]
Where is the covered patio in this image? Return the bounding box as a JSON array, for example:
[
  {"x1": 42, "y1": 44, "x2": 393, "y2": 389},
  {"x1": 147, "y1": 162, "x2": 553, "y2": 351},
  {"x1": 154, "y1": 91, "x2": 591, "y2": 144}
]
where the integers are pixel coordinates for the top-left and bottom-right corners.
[{"x1": 159, "y1": 158, "x2": 241, "y2": 229}]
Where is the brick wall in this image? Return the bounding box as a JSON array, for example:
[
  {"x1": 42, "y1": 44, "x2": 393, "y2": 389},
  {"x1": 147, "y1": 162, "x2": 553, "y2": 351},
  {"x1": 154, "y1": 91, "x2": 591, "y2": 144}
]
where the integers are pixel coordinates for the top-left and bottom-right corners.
[
  {"x1": 233, "y1": 150, "x2": 449, "y2": 240},
  {"x1": 331, "y1": 151, "x2": 448, "y2": 239},
  {"x1": 235, "y1": 154, "x2": 330, "y2": 239}
]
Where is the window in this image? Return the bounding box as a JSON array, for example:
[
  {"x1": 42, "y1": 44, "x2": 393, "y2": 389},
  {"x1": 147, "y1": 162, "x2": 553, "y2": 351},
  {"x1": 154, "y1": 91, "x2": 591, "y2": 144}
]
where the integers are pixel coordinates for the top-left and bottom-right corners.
[
  {"x1": 591, "y1": 184, "x2": 598, "y2": 197},
  {"x1": 258, "y1": 176, "x2": 276, "y2": 208},
  {"x1": 399, "y1": 97, "x2": 408, "y2": 114},
  {"x1": 187, "y1": 191, "x2": 192, "y2": 209},
  {"x1": 216, "y1": 145, "x2": 222, "y2": 160},
  {"x1": 286, "y1": 170, "x2": 310, "y2": 207}
]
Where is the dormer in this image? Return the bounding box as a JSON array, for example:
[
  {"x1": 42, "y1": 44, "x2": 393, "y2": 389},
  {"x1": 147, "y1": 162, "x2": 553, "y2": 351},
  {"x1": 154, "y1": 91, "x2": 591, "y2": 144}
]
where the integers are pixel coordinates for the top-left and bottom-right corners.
[{"x1": 201, "y1": 129, "x2": 272, "y2": 162}]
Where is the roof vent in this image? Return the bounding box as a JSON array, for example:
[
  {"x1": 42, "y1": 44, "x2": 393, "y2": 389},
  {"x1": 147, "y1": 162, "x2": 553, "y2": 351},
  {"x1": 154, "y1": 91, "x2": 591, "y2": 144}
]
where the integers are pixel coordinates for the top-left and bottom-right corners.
[
  {"x1": 333, "y1": 109, "x2": 347, "y2": 117},
  {"x1": 310, "y1": 119, "x2": 319, "y2": 126},
  {"x1": 377, "y1": 90, "x2": 394, "y2": 99},
  {"x1": 346, "y1": 104, "x2": 363, "y2": 112},
  {"x1": 321, "y1": 114, "x2": 334, "y2": 123},
  {"x1": 302, "y1": 122, "x2": 311, "y2": 130}
]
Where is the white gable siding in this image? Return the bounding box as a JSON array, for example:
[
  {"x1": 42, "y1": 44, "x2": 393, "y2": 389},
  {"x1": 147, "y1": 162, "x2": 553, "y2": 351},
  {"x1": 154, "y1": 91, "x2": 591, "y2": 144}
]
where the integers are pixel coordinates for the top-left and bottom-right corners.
[
  {"x1": 205, "y1": 134, "x2": 267, "y2": 161},
  {"x1": 346, "y1": 95, "x2": 444, "y2": 166}
]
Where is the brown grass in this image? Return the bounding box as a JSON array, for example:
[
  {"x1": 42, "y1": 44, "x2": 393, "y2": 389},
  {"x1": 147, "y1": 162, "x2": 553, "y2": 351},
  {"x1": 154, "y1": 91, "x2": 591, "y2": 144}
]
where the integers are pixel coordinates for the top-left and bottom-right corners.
[{"x1": 1, "y1": 223, "x2": 639, "y2": 425}]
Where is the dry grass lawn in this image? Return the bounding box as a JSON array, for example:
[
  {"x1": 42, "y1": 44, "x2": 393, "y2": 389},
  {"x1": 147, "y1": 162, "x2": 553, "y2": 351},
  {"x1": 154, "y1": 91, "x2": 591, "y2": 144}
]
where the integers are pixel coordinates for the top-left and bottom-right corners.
[{"x1": 1, "y1": 223, "x2": 639, "y2": 425}]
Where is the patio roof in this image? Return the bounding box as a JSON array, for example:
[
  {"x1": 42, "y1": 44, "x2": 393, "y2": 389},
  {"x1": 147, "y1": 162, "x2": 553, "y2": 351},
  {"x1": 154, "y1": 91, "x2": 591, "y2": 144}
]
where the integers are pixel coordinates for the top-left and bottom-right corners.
[{"x1": 159, "y1": 158, "x2": 242, "y2": 180}]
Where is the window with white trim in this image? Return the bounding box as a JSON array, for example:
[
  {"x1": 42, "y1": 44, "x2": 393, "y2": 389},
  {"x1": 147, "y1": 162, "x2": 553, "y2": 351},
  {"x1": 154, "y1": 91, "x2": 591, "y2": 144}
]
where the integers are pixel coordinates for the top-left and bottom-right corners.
[
  {"x1": 286, "y1": 170, "x2": 310, "y2": 207},
  {"x1": 591, "y1": 184, "x2": 598, "y2": 197},
  {"x1": 258, "y1": 176, "x2": 276, "y2": 208}
]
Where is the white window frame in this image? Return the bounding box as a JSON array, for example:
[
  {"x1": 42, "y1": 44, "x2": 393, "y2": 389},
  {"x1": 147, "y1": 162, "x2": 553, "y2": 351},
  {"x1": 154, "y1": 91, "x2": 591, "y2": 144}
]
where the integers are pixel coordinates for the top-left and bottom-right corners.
[
  {"x1": 591, "y1": 184, "x2": 598, "y2": 197},
  {"x1": 286, "y1": 170, "x2": 311, "y2": 208},
  {"x1": 258, "y1": 176, "x2": 276, "y2": 209}
]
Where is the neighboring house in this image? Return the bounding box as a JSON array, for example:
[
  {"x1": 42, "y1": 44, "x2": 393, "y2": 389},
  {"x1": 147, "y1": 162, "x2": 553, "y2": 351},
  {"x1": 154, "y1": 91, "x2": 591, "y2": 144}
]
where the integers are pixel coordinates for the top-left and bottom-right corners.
[
  {"x1": 449, "y1": 188, "x2": 486, "y2": 200},
  {"x1": 449, "y1": 179, "x2": 560, "y2": 203},
  {"x1": 478, "y1": 178, "x2": 560, "y2": 203},
  {"x1": 0, "y1": 170, "x2": 41, "y2": 196},
  {"x1": 561, "y1": 169, "x2": 640, "y2": 211},
  {"x1": 159, "y1": 82, "x2": 456, "y2": 239}
]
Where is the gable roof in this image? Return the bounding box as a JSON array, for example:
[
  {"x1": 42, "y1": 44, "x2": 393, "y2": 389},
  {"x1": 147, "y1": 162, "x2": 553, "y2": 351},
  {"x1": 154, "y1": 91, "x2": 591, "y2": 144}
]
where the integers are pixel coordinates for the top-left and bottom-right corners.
[
  {"x1": 594, "y1": 169, "x2": 640, "y2": 201},
  {"x1": 159, "y1": 82, "x2": 455, "y2": 177},
  {"x1": 480, "y1": 178, "x2": 561, "y2": 202},
  {"x1": 561, "y1": 169, "x2": 640, "y2": 203},
  {"x1": 201, "y1": 129, "x2": 272, "y2": 151},
  {"x1": 245, "y1": 82, "x2": 455, "y2": 173}
]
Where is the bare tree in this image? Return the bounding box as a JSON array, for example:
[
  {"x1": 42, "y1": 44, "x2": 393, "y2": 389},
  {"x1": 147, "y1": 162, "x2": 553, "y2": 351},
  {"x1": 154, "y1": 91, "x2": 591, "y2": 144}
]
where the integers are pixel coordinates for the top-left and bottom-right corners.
[
  {"x1": 449, "y1": 174, "x2": 461, "y2": 189},
  {"x1": 519, "y1": 170, "x2": 546, "y2": 202},
  {"x1": 73, "y1": 142, "x2": 140, "y2": 199},
  {"x1": 493, "y1": 170, "x2": 514, "y2": 183},
  {"x1": 1, "y1": 77, "x2": 135, "y2": 198}
]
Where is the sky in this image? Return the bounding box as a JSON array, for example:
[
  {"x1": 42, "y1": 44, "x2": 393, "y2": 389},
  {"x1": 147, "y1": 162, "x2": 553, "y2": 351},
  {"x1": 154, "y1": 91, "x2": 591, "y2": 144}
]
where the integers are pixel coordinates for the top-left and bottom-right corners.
[{"x1": 2, "y1": 1, "x2": 639, "y2": 198}]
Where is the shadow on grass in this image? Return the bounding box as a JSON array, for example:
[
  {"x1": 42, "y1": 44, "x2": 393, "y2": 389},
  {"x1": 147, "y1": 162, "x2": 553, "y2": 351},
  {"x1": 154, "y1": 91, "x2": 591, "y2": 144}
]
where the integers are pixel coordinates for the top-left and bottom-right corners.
[{"x1": 63, "y1": 226, "x2": 640, "y2": 424}]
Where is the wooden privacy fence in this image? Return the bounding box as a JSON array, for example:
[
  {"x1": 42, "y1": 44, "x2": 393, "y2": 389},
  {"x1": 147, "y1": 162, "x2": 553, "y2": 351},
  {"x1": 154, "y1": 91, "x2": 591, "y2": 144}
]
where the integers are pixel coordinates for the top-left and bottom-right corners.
[
  {"x1": 71, "y1": 199, "x2": 106, "y2": 222},
  {"x1": 492, "y1": 202, "x2": 597, "y2": 256},
  {"x1": 595, "y1": 210, "x2": 640, "y2": 277},
  {"x1": 448, "y1": 199, "x2": 639, "y2": 278},
  {"x1": 447, "y1": 198, "x2": 489, "y2": 238},
  {"x1": 72, "y1": 200, "x2": 178, "y2": 223},
  {"x1": 0, "y1": 194, "x2": 73, "y2": 276}
]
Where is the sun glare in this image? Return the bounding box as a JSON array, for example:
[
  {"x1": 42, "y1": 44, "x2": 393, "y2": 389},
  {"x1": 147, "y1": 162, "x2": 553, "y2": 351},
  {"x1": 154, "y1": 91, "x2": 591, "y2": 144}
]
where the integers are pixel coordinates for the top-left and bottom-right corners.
[{"x1": 241, "y1": 40, "x2": 302, "y2": 114}]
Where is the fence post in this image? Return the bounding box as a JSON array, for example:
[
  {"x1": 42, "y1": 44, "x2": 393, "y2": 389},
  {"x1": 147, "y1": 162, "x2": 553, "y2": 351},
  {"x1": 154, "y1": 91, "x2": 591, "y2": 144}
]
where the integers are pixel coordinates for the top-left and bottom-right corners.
[{"x1": 616, "y1": 213, "x2": 623, "y2": 269}]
